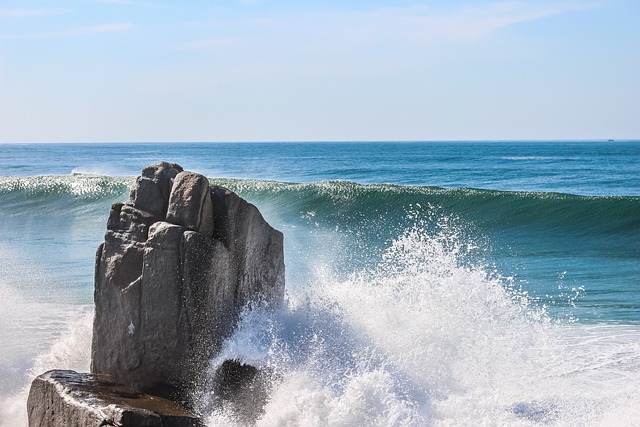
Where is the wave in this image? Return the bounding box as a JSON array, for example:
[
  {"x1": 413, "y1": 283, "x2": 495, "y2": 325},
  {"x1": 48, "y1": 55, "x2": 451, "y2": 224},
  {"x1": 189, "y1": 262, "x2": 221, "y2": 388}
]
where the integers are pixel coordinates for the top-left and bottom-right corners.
[
  {"x1": 0, "y1": 175, "x2": 133, "y2": 217},
  {"x1": 2, "y1": 175, "x2": 637, "y2": 238},
  {"x1": 215, "y1": 179, "x2": 640, "y2": 237},
  {"x1": 0, "y1": 174, "x2": 133, "y2": 198}
]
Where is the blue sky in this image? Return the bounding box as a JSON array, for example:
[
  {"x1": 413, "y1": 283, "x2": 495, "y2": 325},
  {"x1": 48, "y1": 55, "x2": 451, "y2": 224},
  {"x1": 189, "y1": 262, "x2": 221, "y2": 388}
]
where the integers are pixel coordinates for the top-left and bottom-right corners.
[{"x1": 0, "y1": 1, "x2": 638, "y2": 142}]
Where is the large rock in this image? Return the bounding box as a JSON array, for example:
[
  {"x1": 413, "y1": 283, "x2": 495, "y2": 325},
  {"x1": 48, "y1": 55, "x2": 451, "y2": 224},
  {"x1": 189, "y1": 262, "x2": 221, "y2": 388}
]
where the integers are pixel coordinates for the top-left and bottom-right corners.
[
  {"x1": 90, "y1": 162, "x2": 285, "y2": 410},
  {"x1": 27, "y1": 370, "x2": 202, "y2": 427}
]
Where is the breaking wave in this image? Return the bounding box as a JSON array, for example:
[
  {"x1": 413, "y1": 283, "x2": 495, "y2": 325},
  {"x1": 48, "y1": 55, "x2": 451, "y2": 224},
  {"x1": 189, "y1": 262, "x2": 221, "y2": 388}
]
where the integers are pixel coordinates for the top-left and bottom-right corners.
[{"x1": 204, "y1": 219, "x2": 640, "y2": 426}]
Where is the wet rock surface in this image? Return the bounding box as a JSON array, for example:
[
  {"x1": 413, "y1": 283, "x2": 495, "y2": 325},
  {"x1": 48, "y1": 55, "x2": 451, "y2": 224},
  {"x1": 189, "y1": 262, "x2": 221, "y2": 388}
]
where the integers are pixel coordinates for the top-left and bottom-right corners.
[{"x1": 27, "y1": 370, "x2": 202, "y2": 427}]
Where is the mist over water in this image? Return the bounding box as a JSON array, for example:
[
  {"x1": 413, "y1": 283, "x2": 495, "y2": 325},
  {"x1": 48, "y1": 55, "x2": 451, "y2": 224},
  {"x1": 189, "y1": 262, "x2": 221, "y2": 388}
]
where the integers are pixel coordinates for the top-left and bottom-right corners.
[{"x1": 0, "y1": 303, "x2": 92, "y2": 427}]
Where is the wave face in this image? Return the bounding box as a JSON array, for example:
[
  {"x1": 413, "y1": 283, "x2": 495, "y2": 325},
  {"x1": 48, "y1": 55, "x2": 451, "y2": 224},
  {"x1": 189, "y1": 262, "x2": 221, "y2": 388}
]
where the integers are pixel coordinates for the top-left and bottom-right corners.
[
  {"x1": 2, "y1": 175, "x2": 637, "y2": 235},
  {"x1": 2, "y1": 174, "x2": 637, "y2": 229},
  {"x1": 1, "y1": 175, "x2": 638, "y2": 320},
  {"x1": 1, "y1": 173, "x2": 639, "y2": 426},
  {"x1": 220, "y1": 178, "x2": 639, "y2": 237},
  {"x1": 0, "y1": 174, "x2": 133, "y2": 216}
]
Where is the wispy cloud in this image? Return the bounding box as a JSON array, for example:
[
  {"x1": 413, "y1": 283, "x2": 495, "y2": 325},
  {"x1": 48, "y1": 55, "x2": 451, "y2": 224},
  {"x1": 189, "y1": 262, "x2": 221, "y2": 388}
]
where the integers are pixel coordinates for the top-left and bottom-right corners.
[
  {"x1": 179, "y1": 1, "x2": 597, "y2": 53},
  {"x1": 297, "y1": 1, "x2": 599, "y2": 46},
  {"x1": 180, "y1": 36, "x2": 255, "y2": 50},
  {"x1": 0, "y1": 8, "x2": 71, "y2": 18},
  {"x1": 95, "y1": 0, "x2": 140, "y2": 3},
  {"x1": 168, "y1": 0, "x2": 599, "y2": 88},
  {"x1": 0, "y1": 23, "x2": 135, "y2": 40},
  {"x1": 404, "y1": 1, "x2": 599, "y2": 42},
  {"x1": 92, "y1": 0, "x2": 163, "y2": 6}
]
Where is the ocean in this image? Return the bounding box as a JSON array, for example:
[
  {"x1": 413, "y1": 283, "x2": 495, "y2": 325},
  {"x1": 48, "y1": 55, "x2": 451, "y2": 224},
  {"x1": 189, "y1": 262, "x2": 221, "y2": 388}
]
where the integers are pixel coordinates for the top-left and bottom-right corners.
[{"x1": 0, "y1": 141, "x2": 639, "y2": 426}]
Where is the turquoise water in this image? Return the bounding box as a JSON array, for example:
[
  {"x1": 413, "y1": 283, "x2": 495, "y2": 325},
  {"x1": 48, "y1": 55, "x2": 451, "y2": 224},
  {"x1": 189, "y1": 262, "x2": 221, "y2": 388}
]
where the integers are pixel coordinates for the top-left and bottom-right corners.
[{"x1": 1, "y1": 141, "x2": 639, "y2": 426}]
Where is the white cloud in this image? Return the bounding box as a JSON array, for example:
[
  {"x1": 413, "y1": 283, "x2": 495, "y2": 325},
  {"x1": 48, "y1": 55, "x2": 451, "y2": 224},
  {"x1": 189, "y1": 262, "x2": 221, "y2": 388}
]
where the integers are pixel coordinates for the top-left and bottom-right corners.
[
  {"x1": 169, "y1": 0, "x2": 597, "y2": 84},
  {"x1": 308, "y1": 1, "x2": 598, "y2": 46},
  {"x1": 0, "y1": 23, "x2": 135, "y2": 40},
  {"x1": 179, "y1": 36, "x2": 256, "y2": 50},
  {"x1": 0, "y1": 8, "x2": 71, "y2": 18},
  {"x1": 181, "y1": 1, "x2": 597, "y2": 51},
  {"x1": 92, "y1": 0, "x2": 161, "y2": 6},
  {"x1": 406, "y1": 1, "x2": 599, "y2": 42}
]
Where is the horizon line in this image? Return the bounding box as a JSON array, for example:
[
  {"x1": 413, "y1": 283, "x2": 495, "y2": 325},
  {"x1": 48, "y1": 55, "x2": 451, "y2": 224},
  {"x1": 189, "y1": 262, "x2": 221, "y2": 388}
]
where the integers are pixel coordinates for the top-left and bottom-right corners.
[{"x1": 1, "y1": 138, "x2": 638, "y2": 144}]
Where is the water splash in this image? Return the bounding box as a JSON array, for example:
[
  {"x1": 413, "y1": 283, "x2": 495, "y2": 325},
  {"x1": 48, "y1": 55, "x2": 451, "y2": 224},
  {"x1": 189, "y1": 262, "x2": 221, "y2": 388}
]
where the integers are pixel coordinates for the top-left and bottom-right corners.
[
  {"x1": 204, "y1": 218, "x2": 640, "y2": 426},
  {"x1": 1, "y1": 207, "x2": 638, "y2": 426},
  {"x1": 0, "y1": 305, "x2": 92, "y2": 427}
]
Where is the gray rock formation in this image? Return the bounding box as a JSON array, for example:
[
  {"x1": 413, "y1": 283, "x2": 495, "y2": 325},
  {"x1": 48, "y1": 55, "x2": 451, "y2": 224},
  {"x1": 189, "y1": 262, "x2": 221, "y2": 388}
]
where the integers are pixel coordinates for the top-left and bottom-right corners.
[
  {"x1": 27, "y1": 370, "x2": 202, "y2": 427},
  {"x1": 90, "y1": 162, "x2": 285, "y2": 408}
]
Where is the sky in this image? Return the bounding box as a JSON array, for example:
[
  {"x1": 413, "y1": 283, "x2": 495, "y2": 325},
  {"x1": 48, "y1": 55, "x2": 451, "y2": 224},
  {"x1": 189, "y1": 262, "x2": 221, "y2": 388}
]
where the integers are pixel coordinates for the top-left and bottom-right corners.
[{"x1": 0, "y1": 0, "x2": 638, "y2": 142}]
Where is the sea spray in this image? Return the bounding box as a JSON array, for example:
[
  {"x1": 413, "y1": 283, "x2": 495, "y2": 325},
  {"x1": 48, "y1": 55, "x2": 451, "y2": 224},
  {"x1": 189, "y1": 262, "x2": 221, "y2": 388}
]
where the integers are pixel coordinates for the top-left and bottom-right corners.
[
  {"x1": 0, "y1": 307, "x2": 92, "y2": 427},
  {"x1": 204, "y1": 215, "x2": 640, "y2": 426},
  {"x1": 27, "y1": 308, "x2": 93, "y2": 377}
]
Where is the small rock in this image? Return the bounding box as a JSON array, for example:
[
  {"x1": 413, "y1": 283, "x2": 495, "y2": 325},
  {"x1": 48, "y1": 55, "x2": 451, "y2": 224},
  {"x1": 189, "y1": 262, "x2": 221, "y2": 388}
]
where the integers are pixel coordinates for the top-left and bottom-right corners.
[{"x1": 27, "y1": 370, "x2": 202, "y2": 427}]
